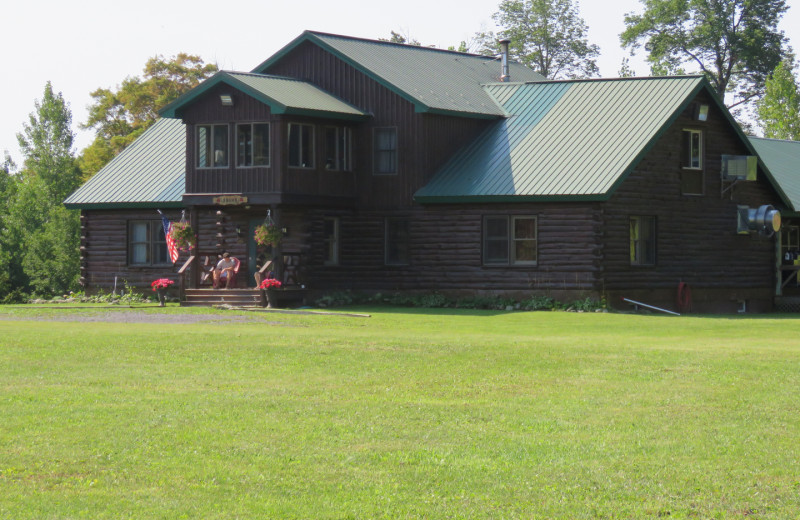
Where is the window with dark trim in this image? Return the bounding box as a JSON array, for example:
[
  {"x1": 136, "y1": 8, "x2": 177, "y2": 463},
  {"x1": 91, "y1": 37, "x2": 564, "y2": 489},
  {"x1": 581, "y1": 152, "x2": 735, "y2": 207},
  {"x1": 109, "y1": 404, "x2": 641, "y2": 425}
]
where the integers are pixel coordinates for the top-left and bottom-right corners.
[
  {"x1": 128, "y1": 220, "x2": 171, "y2": 266},
  {"x1": 385, "y1": 218, "x2": 410, "y2": 265},
  {"x1": 237, "y1": 123, "x2": 270, "y2": 167},
  {"x1": 630, "y1": 216, "x2": 657, "y2": 266},
  {"x1": 681, "y1": 129, "x2": 703, "y2": 195},
  {"x1": 483, "y1": 215, "x2": 538, "y2": 265},
  {"x1": 374, "y1": 127, "x2": 397, "y2": 174},
  {"x1": 324, "y1": 127, "x2": 352, "y2": 171},
  {"x1": 197, "y1": 124, "x2": 229, "y2": 168},
  {"x1": 288, "y1": 123, "x2": 314, "y2": 168},
  {"x1": 323, "y1": 217, "x2": 340, "y2": 266}
]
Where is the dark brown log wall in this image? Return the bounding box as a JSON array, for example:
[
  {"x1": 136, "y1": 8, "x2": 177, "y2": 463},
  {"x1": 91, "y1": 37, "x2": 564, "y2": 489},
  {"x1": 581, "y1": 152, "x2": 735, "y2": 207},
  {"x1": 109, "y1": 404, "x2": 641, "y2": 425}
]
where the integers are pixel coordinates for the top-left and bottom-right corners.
[
  {"x1": 601, "y1": 91, "x2": 782, "y2": 311},
  {"x1": 81, "y1": 209, "x2": 184, "y2": 293},
  {"x1": 300, "y1": 203, "x2": 602, "y2": 298}
]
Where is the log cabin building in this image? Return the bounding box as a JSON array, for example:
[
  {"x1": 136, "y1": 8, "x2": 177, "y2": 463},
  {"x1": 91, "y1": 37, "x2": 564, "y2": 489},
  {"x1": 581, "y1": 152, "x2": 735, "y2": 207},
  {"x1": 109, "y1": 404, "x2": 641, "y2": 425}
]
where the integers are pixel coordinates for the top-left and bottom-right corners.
[{"x1": 64, "y1": 30, "x2": 800, "y2": 312}]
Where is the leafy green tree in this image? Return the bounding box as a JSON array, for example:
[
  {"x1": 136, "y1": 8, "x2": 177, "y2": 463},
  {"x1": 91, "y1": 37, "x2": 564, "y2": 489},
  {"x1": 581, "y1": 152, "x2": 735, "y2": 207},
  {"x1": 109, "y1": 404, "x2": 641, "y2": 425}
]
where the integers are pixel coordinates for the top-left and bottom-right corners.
[
  {"x1": 2, "y1": 83, "x2": 83, "y2": 298},
  {"x1": 757, "y1": 59, "x2": 800, "y2": 140},
  {"x1": 0, "y1": 155, "x2": 15, "y2": 297},
  {"x1": 618, "y1": 57, "x2": 637, "y2": 78},
  {"x1": 621, "y1": 0, "x2": 789, "y2": 110},
  {"x1": 80, "y1": 54, "x2": 217, "y2": 177},
  {"x1": 16, "y1": 82, "x2": 81, "y2": 202},
  {"x1": 24, "y1": 204, "x2": 80, "y2": 295},
  {"x1": 489, "y1": 0, "x2": 600, "y2": 79},
  {"x1": 381, "y1": 31, "x2": 422, "y2": 46}
]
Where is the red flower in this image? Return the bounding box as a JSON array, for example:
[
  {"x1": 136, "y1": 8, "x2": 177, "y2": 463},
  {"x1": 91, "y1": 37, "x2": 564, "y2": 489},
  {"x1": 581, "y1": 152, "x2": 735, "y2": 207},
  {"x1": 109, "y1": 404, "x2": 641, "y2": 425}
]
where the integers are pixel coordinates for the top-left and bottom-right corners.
[
  {"x1": 259, "y1": 279, "x2": 282, "y2": 289},
  {"x1": 151, "y1": 278, "x2": 175, "y2": 291}
]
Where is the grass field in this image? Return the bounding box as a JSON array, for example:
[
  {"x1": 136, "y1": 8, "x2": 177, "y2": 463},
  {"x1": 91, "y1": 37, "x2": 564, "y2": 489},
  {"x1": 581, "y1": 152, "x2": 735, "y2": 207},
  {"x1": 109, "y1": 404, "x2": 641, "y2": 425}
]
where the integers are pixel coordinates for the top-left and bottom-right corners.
[{"x1": 0, "y1": 305, "x2": 798, "y2": 519}]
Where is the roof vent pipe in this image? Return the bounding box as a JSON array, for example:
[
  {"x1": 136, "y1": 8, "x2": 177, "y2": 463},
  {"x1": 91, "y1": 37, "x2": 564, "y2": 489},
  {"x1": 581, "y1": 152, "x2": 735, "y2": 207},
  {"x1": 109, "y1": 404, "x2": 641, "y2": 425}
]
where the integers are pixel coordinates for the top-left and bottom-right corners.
[{"x1": 499, "y1": 39, "x2": 511, "y2": 82}]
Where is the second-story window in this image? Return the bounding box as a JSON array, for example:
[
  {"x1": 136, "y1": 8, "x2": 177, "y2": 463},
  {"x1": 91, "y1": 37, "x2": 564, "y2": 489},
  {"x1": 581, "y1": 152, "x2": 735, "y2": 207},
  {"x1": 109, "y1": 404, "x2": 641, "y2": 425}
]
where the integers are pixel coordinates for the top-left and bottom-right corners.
[
  {"x1": 374, "y1": 127, "x2": 397, "y2": 174},
  {"x1": 197, "y1": 124, "x2": 228, "y2": 168},
  {"x1": 681, "y1": 129, "x2": 703, "y2": 195},
  {"x1": 237, "y1": 123, "x2": 270, "y2": 167},
  {"x1": 324, "y1": 127, "x2": 352, "y2": 171},
  {"x1": 288, "y1": 123, "x2": 314, "y2": 168}
]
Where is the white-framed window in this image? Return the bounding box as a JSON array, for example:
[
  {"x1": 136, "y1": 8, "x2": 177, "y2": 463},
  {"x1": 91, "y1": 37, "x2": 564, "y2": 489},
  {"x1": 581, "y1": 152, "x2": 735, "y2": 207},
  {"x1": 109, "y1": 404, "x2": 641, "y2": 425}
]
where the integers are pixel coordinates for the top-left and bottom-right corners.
[
  {"x1": 682, "y1": 129, "x2": 702, "y2": 169},
  {"x1": 681, "y1": 129, "x2": 703, "y2": 195},
  {"x1": 128, "y1": 220, "x2": 171, "y2": 266},
  {"x1": 324, "y1": 127, "x2": 352, "y2": 171},
  {"x1": 483, "y1": 215, "x2": 538, "y2": 266},
  {"x1": 630, "y1": 216, "x2": 657, "y2": 266},
  {"x1": 237, "y1": 123, "x2": 270, "y2": 167},
  {"x1": 385, "y1": 218, "x2": 410, "y2": 265},
  {"x1": 374, "y1": 127, "x2": 398, "y2": 174},
  {"x1": 197, "y1": 124, "x2": 229, "y2": 168},
  {"x1": 288, "y1": 123, "x2": 314, "y2": 168},
  {"x1": 323, "y1": 217, "x2": 340, "y2": 265}
]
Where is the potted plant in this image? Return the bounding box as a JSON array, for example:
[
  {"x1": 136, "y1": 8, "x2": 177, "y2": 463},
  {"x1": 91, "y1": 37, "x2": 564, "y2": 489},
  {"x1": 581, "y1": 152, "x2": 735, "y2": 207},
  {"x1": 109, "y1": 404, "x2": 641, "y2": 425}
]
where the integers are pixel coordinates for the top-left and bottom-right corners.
[
  {"x1": 170, "y1": 221, "x2": 196, "y2": 251},
  {"x1": 259, "y1": 278, "x2": 283, "y2": 308},
  {"x1": 151, "y1": 278, "x2": 175, "y2": 307},
  {"x1": 254, "y1": 223, "x2": 281, "y2": 248}
]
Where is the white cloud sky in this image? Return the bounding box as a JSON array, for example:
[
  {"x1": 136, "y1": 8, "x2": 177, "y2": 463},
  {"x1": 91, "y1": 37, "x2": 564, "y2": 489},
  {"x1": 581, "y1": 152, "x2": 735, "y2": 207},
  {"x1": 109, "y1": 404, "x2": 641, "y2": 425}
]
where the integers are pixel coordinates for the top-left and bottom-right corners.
[{"x1": 2, "y1": 0, "x2": 798, "y2": 165}]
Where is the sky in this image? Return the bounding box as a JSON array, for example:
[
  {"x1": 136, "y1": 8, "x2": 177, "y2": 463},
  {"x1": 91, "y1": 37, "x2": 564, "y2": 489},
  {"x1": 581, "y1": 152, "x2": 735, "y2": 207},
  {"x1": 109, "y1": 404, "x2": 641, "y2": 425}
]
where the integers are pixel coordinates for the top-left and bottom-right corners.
[{"x1": 2, "y1": 0, "x2": 799, "y2": 166}]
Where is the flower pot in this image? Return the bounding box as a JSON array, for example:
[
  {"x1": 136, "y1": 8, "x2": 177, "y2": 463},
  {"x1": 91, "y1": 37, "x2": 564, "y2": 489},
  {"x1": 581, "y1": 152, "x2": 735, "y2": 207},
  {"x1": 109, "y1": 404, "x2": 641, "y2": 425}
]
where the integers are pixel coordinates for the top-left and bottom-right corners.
[
  {"x1": 156, "y1": 287, "x2": 167, "y2": 307},
  {"x1": 266, "y1": 288, "x2": 282, "y2": 308}
]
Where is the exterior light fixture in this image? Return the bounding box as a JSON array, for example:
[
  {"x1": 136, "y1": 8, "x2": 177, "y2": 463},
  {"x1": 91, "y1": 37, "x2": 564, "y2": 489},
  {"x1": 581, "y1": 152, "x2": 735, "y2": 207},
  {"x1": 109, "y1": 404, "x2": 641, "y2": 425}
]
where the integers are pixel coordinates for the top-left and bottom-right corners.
[{"x1": 220, "y1": 94, "x2": 234, "y2": 106}]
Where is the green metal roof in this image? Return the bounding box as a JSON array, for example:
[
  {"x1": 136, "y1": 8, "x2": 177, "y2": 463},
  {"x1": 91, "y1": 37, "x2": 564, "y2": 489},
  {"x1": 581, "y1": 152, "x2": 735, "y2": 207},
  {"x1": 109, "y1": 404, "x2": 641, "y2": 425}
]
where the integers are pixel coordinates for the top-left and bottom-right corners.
[
  {"x1": 416, "y1": 76, "x2": 717, "y2": 202},
  {"x1": 253, "y1": 31, "x2": 545, "y2": 118},
  {"x1": 160, "y1": 71, "x2": 369, "y2": 120},
  {"x1": 64, "y1": 118, "x2": 185, "y2": 209},
  {"x1": 748, "y1": 136, "x2": 800, "y2": 213}
]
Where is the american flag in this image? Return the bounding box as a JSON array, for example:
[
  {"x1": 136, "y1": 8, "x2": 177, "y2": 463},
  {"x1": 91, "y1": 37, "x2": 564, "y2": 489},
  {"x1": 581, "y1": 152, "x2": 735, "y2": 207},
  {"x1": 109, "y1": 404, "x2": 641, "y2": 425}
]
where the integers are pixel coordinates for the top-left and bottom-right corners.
[{"x1": 161, "y1": 215, "x2": 180, "y2": 264}]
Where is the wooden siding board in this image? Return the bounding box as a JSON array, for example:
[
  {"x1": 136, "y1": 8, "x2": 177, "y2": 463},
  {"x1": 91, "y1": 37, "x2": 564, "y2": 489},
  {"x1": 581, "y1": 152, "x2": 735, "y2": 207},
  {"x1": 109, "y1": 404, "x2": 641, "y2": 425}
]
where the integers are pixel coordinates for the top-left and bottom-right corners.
[{"x1": 600, "y1": 90, "x2": 782, "y2": 296}]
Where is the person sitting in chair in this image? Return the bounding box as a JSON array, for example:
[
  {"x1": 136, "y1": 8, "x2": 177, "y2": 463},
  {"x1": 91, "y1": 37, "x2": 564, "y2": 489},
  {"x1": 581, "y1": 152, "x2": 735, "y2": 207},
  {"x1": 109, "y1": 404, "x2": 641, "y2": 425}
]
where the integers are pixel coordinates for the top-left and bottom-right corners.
[{"x1": 213, "y1": 252, "x2": 238, "y2": 289}]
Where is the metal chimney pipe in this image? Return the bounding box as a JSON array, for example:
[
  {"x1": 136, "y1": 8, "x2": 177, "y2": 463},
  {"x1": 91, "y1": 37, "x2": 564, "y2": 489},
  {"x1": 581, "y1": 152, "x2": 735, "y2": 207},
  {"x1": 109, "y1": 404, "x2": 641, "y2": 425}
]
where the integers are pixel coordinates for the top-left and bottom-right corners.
[{"x1": 499, "y1": 39, "x2": 511, "y2": 82}]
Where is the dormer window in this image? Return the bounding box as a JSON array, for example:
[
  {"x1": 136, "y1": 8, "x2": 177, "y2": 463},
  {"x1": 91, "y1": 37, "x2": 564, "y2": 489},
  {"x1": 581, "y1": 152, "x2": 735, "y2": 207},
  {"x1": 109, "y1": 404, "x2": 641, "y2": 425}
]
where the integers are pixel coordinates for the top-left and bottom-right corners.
[
  {"x1": 237, "y1": 123, "x2": 270, "y2": 167},
  {"x1": 288, "y1": 123, "x2": 314, "y2": 168},
  {"x1": 197, "y1": 124, "x2": 228, "y2": 168}
]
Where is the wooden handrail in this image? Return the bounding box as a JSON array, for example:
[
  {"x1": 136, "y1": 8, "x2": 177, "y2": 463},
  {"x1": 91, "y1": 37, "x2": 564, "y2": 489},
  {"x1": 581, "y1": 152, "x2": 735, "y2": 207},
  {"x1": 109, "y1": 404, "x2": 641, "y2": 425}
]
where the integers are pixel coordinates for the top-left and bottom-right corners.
[
  {"x1": 178, "y1": 255, "x2": 196, "y2": 275},
  {"x1": 258, "y1": 259, "x2": 273, "y2": 275}
]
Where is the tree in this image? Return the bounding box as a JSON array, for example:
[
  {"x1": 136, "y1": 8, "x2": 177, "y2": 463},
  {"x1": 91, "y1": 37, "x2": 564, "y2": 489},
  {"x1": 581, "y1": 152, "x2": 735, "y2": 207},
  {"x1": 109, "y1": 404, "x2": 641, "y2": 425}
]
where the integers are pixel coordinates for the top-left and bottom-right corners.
[
  {"x1": 80, "y1": 54, "x2": 217, "y2": 177},
  {"x1": 757, "y1": 59, "x2": 800, "y2": 140},
  {"x1": 2, "y1": 83, "x2": 83, "y2": 298},
  {"x1": 16, "y1": 81, "x2": 81, "y2": 202},
  {"x1": 490, "y1": 0, "x2": 600, "y2": 79},
  {"x1": 618, "y1": 57, "x2": 637, "y2": 78},
  {"x1": 381, "y1": 30, "x2": 422, "y2": 46},
  {"x1": 621, "y1": 0, "x2": 789, "y2": 110}
]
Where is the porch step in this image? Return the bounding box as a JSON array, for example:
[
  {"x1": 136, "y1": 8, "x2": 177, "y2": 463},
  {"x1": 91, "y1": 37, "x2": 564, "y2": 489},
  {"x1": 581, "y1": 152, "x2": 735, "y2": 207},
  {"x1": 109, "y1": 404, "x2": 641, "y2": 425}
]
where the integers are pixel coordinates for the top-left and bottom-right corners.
[{"x1": 182, "y1": 288, "x2": 262, "y2": 307}]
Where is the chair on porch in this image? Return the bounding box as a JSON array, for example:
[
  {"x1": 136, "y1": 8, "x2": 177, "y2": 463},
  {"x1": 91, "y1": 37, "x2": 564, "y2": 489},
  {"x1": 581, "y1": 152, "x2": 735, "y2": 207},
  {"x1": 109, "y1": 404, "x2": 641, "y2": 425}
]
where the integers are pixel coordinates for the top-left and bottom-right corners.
[{"x1": 213, "y1": 256, "x2": 240, "y2": 289}]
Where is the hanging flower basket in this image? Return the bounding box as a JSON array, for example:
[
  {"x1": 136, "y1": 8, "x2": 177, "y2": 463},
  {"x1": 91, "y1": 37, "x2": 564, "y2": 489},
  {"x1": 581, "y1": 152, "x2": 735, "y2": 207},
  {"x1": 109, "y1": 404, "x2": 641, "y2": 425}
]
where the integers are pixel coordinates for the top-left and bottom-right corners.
[
  {"x1": 170, "y1": 221, "x2": 196, "y2": 250},
  {"x1": 254, "y1": 223, "x2": 281, "y2": 247}
]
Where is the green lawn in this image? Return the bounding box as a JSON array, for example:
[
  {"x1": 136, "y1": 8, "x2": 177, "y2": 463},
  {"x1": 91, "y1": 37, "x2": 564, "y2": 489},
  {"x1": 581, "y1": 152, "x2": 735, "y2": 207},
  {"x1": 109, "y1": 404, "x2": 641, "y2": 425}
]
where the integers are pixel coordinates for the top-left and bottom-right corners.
[{"x1": 1, "y1": 305, "x2": 798, "y2": 519}]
